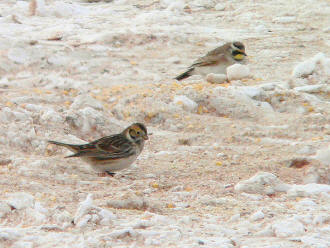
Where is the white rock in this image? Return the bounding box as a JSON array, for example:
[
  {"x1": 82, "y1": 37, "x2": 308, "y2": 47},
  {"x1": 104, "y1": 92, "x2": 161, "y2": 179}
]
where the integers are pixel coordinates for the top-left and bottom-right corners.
[
  {"x1": 313, "y1": 214, "x2": 329, "y2": 225},
  {"x1": 40, "y1": 109, "x2": 63, "y2": 124},
  {"x1": 313, "y1": 145, "x2": 330, "y2": 165},
  {"x1": 273, "y1": 16, "x2": 296, "y2": 23},
  {"x1": 292, "y1": 59, "x2": 316, "y2": 78},
  {"x1": 272, "y1": 219, "x2": 305, "y2": 237},
  {"x1": 70, "y1": 94, "x2": 103, "y2": 111},
  {"x1": 99, "y1": 209, "x2": 116, "y2": 225},
  {"x1": 292, "y1": 53, "x2": 326, "y2": 78},
  {"x1": 0, "y1": 228, "x2": 22, "y2": 241},
  {"x1": 206, "y1": 73, "x2": 227, "y2": 84},
  {"x1": 239, "y1": 86, "x2": 264, "y2": 99},
  {"x1": 235, "y1": 172, "x2": 291, "y2": 195},
  {"x1": 250, "y1": 210, "x2": 265, "y2": 221},
  {"x1": 241, "y1": 193, "x2": 263, "y2": 200},
  {"x1": 12, "y1": 241, "x2": 33, "y2": 248},
  {"x1": 173, "y1": 95, "x2": 198, "y2": 112},
  {"x1": 166, "y1": 1, "x2": 185, "y2": 11},
  {"x1": 294, "y1": 84, "x2": 324, "y2": 93},
  {"x1": 74, "y1": 194, "x2": 94, "y2": 225},
  {"x1": 7, "y1": 48, "x2": 30, "y2": 65},
  {"x1": 74, "y1": 194, "x2": 115, "y2": 228},
  {"x1": 226, "y1": 64, "x2": 250, "y2": 80},
  {"x1": 6, "y1": 192, "x2": 34, "y2": 210},
  {"x1": 0, "y1": 201, "x2": 11, "y2": 218},
  {"x1": 229, "y1": 213, "x2": 240, "y2": 222},
  {"x1": 214, "y1": 3, "x2": 225, "y2": 11},
  {"x1": 287, "y1": 184, "x2": 330, "y2": 197}
]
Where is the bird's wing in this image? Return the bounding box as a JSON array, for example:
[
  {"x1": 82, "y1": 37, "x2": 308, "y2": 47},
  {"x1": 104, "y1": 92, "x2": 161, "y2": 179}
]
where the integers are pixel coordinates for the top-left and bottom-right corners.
[
  {"x1": 191, "y1": 47, "x2": 225, "y2": 67},
  {"x1": 64, "y1": 134, "x2": 135, "y2": 159}
]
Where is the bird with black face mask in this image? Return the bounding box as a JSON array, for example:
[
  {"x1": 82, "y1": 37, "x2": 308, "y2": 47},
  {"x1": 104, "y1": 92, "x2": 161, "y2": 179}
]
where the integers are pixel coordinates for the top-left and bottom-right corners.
[{"x1": 175, "y1": 41, "x2": 247, "y2": 80}]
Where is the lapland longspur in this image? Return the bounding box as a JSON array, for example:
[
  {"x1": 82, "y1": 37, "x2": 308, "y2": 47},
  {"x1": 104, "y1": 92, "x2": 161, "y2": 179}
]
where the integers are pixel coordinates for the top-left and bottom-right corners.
[
  {"x1": 175, "y1": 41, "x2": 247, "y2": 80},
  {"x1": 49, "y1": 123, "x2": 148, "y2": 176}
]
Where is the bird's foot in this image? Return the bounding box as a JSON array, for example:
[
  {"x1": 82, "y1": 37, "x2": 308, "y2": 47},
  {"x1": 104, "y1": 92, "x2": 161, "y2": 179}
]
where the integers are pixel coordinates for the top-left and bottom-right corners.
[{"x1": 97, "y1": 171, "x2": 116, "y2": 177}]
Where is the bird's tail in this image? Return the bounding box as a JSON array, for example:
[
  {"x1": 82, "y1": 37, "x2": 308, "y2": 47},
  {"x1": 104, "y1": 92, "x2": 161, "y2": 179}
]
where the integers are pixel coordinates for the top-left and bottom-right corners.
[
  {"x1": 48, "y1": 140, "x2": 81, "y2": 153},
  {"x1": 174, "y1": 68, "x2": 194, "y2": 81}
]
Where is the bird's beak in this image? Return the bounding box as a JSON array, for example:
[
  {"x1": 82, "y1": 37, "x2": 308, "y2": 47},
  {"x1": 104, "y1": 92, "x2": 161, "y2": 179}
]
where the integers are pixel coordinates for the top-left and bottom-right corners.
[{"x1": 143, "y1": 135, "x2": 149, "y2": 140}]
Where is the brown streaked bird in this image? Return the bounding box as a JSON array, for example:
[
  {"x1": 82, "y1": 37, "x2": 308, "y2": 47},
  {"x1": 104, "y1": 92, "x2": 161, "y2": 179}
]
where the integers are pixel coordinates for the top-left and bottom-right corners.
[
  {"x1": 48, "y1": 123, "x2": 148, "y2": 176},
  {"x1": 175, "y1": 41, "x2": 247, "y2": 80}
]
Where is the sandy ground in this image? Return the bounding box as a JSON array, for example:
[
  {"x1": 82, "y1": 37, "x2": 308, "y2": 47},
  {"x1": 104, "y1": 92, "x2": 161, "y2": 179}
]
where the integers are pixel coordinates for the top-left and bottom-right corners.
[{"x1": 0, "y1": 0, "x2": 329, "y2": 247}]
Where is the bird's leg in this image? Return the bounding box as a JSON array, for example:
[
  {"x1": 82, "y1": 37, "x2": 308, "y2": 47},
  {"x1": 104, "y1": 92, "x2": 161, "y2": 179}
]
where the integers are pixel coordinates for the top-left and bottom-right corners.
[{"x1": 97, "y1": 171, "x2": 115, "y2": 177}]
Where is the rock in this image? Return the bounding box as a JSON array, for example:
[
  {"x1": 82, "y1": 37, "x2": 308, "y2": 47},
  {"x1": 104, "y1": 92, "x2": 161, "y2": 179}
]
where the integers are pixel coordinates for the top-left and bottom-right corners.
[
  {"x1": 272, "y1": 219, "x2": 305, "y2": 237},
  {"x1": 214, "y1": 3, "x2": 225, "y2": 11},
  {"x1": 11, "y1": 241, "x2": 33, "y2": 248},
  {"x1": 292, "y1": 53, "x2": 325, "y2": 78},
  {"x1": 6, "y1": 192, "x2": 35, "y2": 210},
  {"x1": 294, "y1": 85, "x2": 324, "y2": 93},
  {"x1": 287, "y1": 184, "x2": 330, "y2": 198},
  {"x1": 0, "y1": 228, "x2": 22, "y2": 241},
  {"x1": 73, "y1": 194, "x2": 116, "y2": 228},
  {"x1": 173, "y1": 95, "x2": 198, "y2": 112},
  {"x1": 313, "y1": 214, "x2": 329, "y2": 225},
  {"x1": 234, "y1": 172, "x2": 290, "y2": 195},
  {"x1": 314, "y1": 145, "x2": 330, "y2": 165},
  {"x1": 226, "y1": 64, "x2": 250, "y2": 81},
  {"x1": 206, "y1": 73, "x2": 227, "y2": 84},
  {"x1": 107, "y1": 192, "x2": 148, "y2": 210},
  {"x1": 250, "y1": 210, "x2": 265, "y2": 221},
  {"x1": 209, "y1": 87, "x2": 273, "y2": 120},
  {"x1": 70, "y1": 94, "x2": 103, "y2": 111},
  {"x1": 0, "y1": 201, "x2": 11, "y2": 218}
]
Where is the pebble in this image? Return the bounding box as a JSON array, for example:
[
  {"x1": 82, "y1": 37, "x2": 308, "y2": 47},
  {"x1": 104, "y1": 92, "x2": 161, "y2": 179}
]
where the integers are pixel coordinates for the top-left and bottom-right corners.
[
  {"x1": 6, "y1": 192, "x2": 35, "y2": 210},
  {"x1": 250, "y1": 210, "x2": 265, "y2": 221},
  {"x1": 272, "y1": 219, "x2": 305, "y2": 237},
  {"x1": 234, "y1": 172, "x2": 291, "y2": 195},
  {"x1": 206, "y1": 73, "x2": 227, "y2": 84},
  {"x1": 226, "y1": 64, "x2": 250, "y2": 81}
]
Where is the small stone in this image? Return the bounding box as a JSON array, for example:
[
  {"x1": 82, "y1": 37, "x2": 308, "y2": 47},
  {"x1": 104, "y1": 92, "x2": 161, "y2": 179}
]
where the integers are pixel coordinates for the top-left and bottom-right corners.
[
  {"x1": 206, "y1": 73, "x2": 227, "y2": 84},
  {"x1": 250, "y1": 210, "x2": 265, "y2": 221},
  {"x1": 173, "y1": 95, "x2": 198, "y2": 112},
  {"x1": 226, "y1": 64, "x2": 250, "y2": 80},
  {"x1": 6, "y1": 193, "x2": 34, "y2": 210},
  {"x1": 234, "y1": 172, "x2": 290, "y2": 195},
  {"x1": 272, "y1": 219, "x2": 305, "y2": 237},
  {"x1": 0, "y1": 201, "x2": 11, "y2": 218}
]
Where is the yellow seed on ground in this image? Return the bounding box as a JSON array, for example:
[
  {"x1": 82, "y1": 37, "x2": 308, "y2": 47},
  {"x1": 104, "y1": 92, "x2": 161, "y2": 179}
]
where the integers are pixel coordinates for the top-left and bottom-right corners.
[
  {"x1": 6, "y1": 101, "x2": 14, "y2": 107},
  {"x1": 216, "y1": 161, "x2": 222, "y2": 166},
  {"x1": 197, "y1": 105, "x2": 203, "y2": 114},
  {"x1": 166, "y1": 203, "x2": 175, "y2": 208},
  {"x1": 151, "y1": 183, "x2": 159, "y2": 188},
  {"x1": 307, "y1": 106, "x2": 314, "y2": 112}
]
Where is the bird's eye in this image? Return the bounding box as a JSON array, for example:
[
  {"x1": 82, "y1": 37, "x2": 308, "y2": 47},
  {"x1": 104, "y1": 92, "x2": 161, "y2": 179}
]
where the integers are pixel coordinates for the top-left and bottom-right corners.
[{"x1": 137, "y1": 131, "x2": 140, "y2": 135}]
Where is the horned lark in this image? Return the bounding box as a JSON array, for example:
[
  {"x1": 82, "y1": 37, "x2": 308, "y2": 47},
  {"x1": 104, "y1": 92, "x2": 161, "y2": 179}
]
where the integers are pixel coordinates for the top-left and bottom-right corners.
[
  {"x1": 48, "y1": 123, "x2": 148, "y2": 176},
  {"x1": 175, "y1": 41, "x2": 247, "y2": 80}
]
